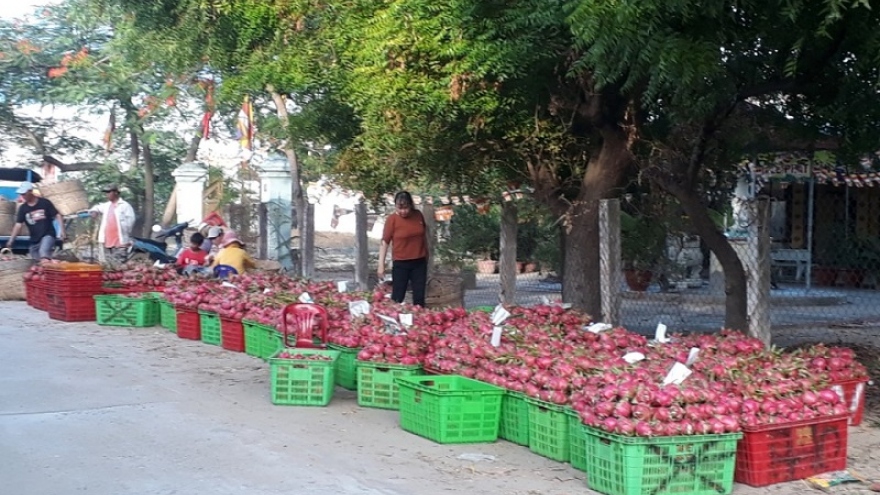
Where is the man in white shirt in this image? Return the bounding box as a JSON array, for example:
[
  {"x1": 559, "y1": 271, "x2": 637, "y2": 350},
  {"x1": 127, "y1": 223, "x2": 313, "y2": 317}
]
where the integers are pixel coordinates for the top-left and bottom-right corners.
[{"x1": 89, "y1": 183, "x2": 136, "y2": 258}]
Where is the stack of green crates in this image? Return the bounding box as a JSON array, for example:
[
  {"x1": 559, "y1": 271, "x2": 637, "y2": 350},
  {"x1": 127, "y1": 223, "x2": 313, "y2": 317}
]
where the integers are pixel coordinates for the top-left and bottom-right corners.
[
  {"x1": 582, "y1": 426, "x2": 742, "y2": 495},
  {"x1": 566, "y1": 408, "x2": 588, "y2": 472},
  {"x1": 94, "y1": 294, "x2": 159, "y2": 327},
  {"x1": 327, "y1": 344, "x2": 360, "y2": 390},
  {"x1": 199, "y1": 311, "x2": 222, "y2": 346},
  {"x1": 526, "y1": 397, "x2": 571, "y2": 462},
  {"x1": 243, "y1": 320, "x2": 283, "y2": 360},
  {"x1": 356, "y1": 361, "x2": 423, "y2": 410},
  {"x1": 269, "y1": 348, "x2": 340, "y2": 406},
  {"x1": 499, "y1": 391, "x2": 530, "y2": 446},
  {"x1": 158, "y1": 297, "x2": 177, "y2": 333},
  {"x1": 396, "y1": 375, "x2": 505, "y2": 444}
]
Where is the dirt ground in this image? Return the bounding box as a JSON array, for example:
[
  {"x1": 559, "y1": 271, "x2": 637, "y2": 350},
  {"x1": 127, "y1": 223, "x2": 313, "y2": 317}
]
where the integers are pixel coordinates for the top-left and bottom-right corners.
[{"x1": 1, "y1": 302, "x2": 879, "y2": 495}]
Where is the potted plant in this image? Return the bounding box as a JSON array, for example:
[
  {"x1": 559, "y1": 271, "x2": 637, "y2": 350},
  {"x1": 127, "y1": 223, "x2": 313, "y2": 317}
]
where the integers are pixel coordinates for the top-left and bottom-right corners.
[
  {"x1": 621, "y1": 212, "x2": 666, "y2": 291},
  {"x1": 444, "y1": 204, "x2": 500, "y2": 275}
]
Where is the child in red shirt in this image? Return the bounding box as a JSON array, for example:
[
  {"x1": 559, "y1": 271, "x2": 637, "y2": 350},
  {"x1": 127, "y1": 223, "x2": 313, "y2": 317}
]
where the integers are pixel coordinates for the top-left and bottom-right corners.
[{"x1": 176, "y1": 232, "x2": 208, "y2": 268}]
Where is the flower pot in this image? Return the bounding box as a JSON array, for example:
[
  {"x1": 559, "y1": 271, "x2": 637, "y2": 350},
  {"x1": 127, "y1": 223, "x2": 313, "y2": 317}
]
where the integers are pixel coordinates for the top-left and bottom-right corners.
[
  {"x1": 516, "y1": 261, "x2": 526, "y2": 273},
  {"x1": 476, "y1": 259, "x2": 497, "y2": 274},
  {"x1": 814, "y1": 266, "x2": 838, "y2": 286},
  {"x1": 624, "y1": 269, "x2": 653, "y2": 291},
  {"x1": 523, "y1": 262, "x2": 538, "y2": 273}
]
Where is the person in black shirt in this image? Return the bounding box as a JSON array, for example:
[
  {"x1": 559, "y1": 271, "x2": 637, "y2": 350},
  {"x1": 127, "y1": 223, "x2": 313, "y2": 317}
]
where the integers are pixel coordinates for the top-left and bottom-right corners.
[{"x1": 5, "y1": 182, "x2": 65, "y2": 260}]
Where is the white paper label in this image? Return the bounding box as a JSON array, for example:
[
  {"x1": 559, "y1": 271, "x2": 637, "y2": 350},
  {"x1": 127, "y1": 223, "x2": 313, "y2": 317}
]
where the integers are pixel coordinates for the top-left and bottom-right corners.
[
  {"x1": 586, "y1": 322, "x2": 613, "y2": 334},
  {"x1": 623, "y1": 352, "x2": 645, "y2": 364},
  {"x1": 376, "y1": 313, "x2": 403, "y2": 334},
  {"x1": 662, "y1": 362, "x2": 692, "y2": 386},
  {"x1": 491, "y1": 326, "x2": 503, "y2": 347},
  {"x1": 299, "y1": 292, "x2": 314, "y2": 304},
  {"x1": 221, "y1": 281, "x2": 237, "y2": 289},
  {"x1": 685, "y1": 347, "x2": 700, "y2": 366},
  {"x1": 491, "y1": 305, "x2": 511, "y2": 326},
  {"x1": 337, "y1": 281, "x2": 348, "y2": 293},
  {"x1": 655, "y1": 323, "x2": 669, "y2": 343},
  {"x1": 348, "y1": 300, "x2": 371, "y2": 319},
  {"x1": 399, "y1": 313, "x2": 413, "y2": 327}
]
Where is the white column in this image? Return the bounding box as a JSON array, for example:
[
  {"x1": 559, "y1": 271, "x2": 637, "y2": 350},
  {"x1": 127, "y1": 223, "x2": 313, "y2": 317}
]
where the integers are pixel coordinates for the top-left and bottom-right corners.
[
  {"x1": 259, "y1": 154, "x2": 293, "y2": 267},
  {"x1": 171, "y1": 162, "x2": 207, "y2": 225}
]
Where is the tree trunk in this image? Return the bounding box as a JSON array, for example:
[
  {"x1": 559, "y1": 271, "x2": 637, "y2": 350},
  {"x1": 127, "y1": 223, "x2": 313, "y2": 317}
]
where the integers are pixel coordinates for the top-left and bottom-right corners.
[
  {"x1": 499, "y1": 200, "x2": 518, "y2": 305},
  {"x1": 142, "y1": 141, "x2": 156, "y2": 233},
  {"x1": 669, "y1": 184, "x2": 749, "y2": 331},
  {"x1": 560, "y1": 131, "x2": 632, "y2": 316},
  {"x1": 268, "y1": 87, "x2": 305, "y2": 275}
]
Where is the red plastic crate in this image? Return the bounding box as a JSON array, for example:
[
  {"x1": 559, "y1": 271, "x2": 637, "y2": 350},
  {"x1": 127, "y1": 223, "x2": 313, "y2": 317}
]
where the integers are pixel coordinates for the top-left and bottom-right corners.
[
  {"x1": 831, "y1": 378, "x2": 869, "y2": 426},
  {"x1": 46, "y1": 293, "x2": 97, "y2": 322},
  {"x1": 25, "y1": 280, "x2": 49, "y2": 311},
  {"x1": 734, "y1": 415, "x2": 849, "y2": 487},
  {"x1": 175, "y1": 306, "x2": 202, "y2": 340},
  {"x1": 45, "y1": 269, "x2": 104, "y2": 297},
  {"x1": 220, "y1": 317, "x2": 245, "y2": 352}
]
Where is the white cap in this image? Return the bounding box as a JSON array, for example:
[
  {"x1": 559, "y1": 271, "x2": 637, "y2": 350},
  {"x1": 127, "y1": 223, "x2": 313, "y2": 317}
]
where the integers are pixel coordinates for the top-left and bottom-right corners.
[
  {"x1": 207, "y1": 226, "x2": 223, "y2": 239},
  {"x1": 16, "y1": 182, "x2": 35, "y2": 194}
]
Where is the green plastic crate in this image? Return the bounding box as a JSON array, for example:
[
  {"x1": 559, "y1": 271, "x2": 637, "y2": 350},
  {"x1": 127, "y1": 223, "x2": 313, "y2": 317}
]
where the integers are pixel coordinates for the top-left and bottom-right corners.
[
  {"x1": 396, "y1": 375, "x2": 505, "y2": 444},
  {"x1": 199, "y1": 311, "x2": 222, "y2": 346},
  {"x1": 93, "y1": 294, "x2": 159, "y2": 327},
  {"x1": 499, "y1": 392, "x2": 530, "y2": 446},
  {"x1": 158, "y1": 299, "x2": 177, "y2": 333},
  {"x1": 567, "y1": 408, "x2": 588, "y2": 472},
  {"x1": 269, "y1": 348, "x2": 340, "y2": 406},
  {"x1": 356, "y1": 361, "x2": 423, "y2": 410},
  {"x1": 243, "y1": 320, "x2": 282, "y2": 360},
  {"x1": 327, "y1": 344, "x2": 360, "y2": 390},
  {"x1": 526, "y1": 397, "x2": 570, "y2": 462},
  {"x1": 582, "y1": 426, "x2": 742, "y2": 495}
]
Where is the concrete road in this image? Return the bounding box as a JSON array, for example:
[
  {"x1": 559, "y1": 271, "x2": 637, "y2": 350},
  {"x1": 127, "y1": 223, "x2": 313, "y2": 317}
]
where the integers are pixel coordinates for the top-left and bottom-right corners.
[
  {"x1": 0, "y1": 302, "x2": 577, "y2": 495},
  {"x1": 1, "y1": 301, "x2": 878, "y2": 495}
]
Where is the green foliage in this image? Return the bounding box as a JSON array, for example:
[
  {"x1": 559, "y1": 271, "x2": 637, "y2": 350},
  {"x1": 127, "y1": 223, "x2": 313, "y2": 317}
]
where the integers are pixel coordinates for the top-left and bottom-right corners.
[{"x1": 443, "y1": 204, "x2": 501, "y2": 260}]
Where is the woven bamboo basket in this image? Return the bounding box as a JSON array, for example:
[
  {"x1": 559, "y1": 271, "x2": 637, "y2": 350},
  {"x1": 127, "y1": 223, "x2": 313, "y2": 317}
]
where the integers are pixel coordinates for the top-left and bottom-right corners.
[
  {"x1": 38, "y1": 180, "x2": 90, "y2": 216},
  {"x1": 0, "y1": 200, "x2": 15, "y2": 235},
  {"x1": 0, "y1": 249, "x2": 31, "y2": 300}
]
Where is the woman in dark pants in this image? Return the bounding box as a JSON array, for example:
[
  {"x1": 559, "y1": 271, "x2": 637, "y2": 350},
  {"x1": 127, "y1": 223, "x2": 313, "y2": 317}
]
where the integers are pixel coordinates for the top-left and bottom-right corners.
[{"x1": 378, "y1": 191, "x2": 428, "y2": 306}]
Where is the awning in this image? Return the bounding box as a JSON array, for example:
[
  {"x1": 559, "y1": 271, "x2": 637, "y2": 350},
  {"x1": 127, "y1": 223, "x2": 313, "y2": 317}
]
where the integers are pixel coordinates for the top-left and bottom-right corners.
[{"x1": 0, "y1": 168, "x2": 43, "y2": 183}]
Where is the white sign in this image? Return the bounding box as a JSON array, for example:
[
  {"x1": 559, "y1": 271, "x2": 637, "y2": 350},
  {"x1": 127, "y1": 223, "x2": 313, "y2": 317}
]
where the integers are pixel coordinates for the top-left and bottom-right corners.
[
  {"x1": 348, "y1": 300, "x2": 371, "y2": 319},
  {"x1": 491, "y1": 305, "x2": 510, "y2": 326},
  {"x1": 685, "y1": 347, "x2": 700, "y2": 366},
  {"x1": 337, "y1": 281, "x2": 348, "y2": 293},
  {"x1": 655, "y1": 323, "x2": 670, "y2": 343},
  {"x1": 491, "y1": 326, "x2": 503, "y2": 347},
  {"x1": 399, "y1": 313, "x2": 413, "y2": 327},
  {"x1": 623, "y1": 352, "x2": 645, "y2": 364},
  {"x1": 586, "y1": 322, "x2": 613, "y2": 334},
  {"x1": 299, "y1": 292, "x2": 314, "y2": 304},
  {"x1": 662, "y1": 362, "x2": 692, "y2": 386}
]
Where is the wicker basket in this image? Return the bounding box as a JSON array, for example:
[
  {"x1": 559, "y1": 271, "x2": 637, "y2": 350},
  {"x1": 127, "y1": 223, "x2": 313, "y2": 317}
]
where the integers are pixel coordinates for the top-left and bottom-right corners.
[
  {"x1": 38, "y1": 180, "x2": 90, "y2": 216},
  {"x1": 0, "y1": 249, "x2": 32, "y2": 300}
]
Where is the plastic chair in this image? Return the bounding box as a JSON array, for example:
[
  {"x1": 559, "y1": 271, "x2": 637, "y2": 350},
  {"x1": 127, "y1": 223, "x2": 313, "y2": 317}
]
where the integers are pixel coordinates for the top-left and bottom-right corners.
[
  {"x1": 213, "y1": 264, "x2": 238, "y2": 279},
  {"x1": 280, "y1": 303, "x2": 328, "y2": 349}
]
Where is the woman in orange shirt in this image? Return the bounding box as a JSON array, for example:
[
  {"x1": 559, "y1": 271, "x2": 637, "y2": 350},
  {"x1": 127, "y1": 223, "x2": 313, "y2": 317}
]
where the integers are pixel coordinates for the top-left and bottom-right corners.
[{"x1": 378, "y1": 191, "x2": 428, "y2": 306}]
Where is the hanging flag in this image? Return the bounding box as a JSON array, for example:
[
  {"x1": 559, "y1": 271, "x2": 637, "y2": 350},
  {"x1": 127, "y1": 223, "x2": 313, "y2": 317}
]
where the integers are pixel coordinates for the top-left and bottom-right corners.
[
  {"x1": 103, "y1": 110, "x2": 115, "y2": 152},
  {"x1": 200, "y1": 79, "x2": 215, "y2": 140},
  {"x1": 236, "y1": 95, "x2": 255, "y2": 152}
]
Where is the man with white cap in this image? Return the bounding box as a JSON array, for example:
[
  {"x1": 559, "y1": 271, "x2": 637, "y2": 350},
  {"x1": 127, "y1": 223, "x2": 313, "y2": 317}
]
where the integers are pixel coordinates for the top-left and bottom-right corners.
[
  {"x1": 4, "y1": 181, "x2": 65, "y2": 260},
  {"x1": 89, "y1": 183, "x2": 136, "y2": 258},
  {"x1": 201, "y1": 225, "x2": 224, "y2": 253}
]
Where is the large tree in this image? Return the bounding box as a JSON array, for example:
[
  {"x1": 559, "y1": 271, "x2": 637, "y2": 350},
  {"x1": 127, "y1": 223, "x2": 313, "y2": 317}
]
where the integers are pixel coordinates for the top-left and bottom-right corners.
[{"x1": 569, "y1": 0, "x2": 880, "y2": 333}]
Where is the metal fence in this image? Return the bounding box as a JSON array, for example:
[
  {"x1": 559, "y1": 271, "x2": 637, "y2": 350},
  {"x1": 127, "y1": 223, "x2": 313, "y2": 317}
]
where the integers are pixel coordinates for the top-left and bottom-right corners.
[{"x1": 247, "y1": 181, "x2": 880, "y2": 337}]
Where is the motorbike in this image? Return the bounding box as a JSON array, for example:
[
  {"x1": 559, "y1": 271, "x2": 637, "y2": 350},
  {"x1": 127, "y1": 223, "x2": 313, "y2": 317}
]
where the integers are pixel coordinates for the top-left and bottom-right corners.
[{"x1": 124, "y1": 220, "x2": 191, "y2": 264}]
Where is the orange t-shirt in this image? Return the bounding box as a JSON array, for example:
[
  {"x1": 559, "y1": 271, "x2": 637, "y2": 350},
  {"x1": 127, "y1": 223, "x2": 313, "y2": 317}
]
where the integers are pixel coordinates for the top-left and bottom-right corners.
[
  {"x1": 382, "y1": 210, "x2": 427, "y2": 261},
  {"x1": 104, "y1": 202, "x2": 122, "y2": 248}
]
